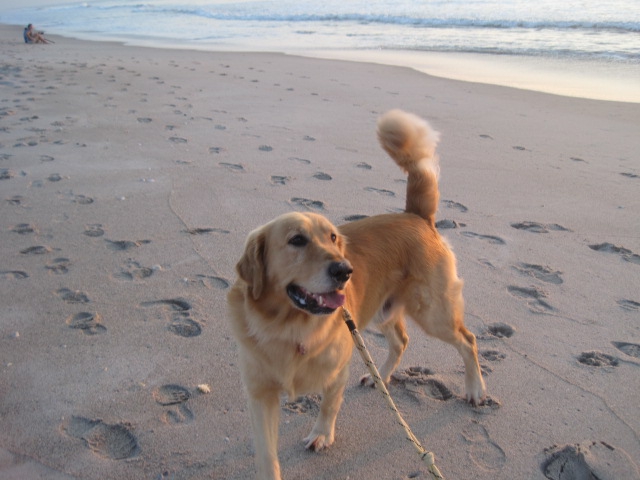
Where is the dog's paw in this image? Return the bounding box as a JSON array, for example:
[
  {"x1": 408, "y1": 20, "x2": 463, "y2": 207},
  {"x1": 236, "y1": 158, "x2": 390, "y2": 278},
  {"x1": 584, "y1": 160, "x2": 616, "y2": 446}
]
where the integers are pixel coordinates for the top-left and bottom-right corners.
[
  {"x1": 465, "y1": 379, "x2": 487, "y2": 407},
  {"x1": 359, "y1": 373, "x2": 391, "y2": 388},
  {"x1": 467, "y1": 393, "x2": 486, "y2": 407},
  {"x1": 359, "y1": 374, "x2": 377, "y2": 388},
  {"x1": 303, "y1": 432, "x2": 334, "y2": 452}
]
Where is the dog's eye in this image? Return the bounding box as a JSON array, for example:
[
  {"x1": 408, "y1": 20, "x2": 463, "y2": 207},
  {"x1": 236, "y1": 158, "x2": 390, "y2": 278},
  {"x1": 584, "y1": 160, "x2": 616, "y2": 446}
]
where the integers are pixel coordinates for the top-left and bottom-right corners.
[
  {"x1": 331, "y1": 233, "x2": 337, "y2": 243},
  {"x1": 288, "y1": 234, "x2": 308, "y2": 247}
]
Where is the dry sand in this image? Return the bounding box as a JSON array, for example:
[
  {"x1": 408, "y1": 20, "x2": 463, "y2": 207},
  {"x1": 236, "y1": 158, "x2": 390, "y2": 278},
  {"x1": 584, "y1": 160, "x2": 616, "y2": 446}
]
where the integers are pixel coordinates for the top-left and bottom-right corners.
[{"x1": 1, "y1": 25, "x2": 639, "y2": 480}]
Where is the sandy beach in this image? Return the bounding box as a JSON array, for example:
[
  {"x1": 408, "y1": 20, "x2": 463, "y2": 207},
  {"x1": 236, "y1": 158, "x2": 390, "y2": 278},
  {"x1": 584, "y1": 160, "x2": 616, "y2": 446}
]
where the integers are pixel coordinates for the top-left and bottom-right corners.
[{"x1": 1, "y1": 25, "x2": 639, "y2": 479}]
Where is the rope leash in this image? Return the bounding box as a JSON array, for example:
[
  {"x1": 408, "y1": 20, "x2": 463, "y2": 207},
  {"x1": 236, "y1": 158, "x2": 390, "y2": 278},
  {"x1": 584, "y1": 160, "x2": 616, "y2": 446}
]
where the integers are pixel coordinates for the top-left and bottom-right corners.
[{"x1": 342, "y1": 307, "x2": 445, "y2": 480}]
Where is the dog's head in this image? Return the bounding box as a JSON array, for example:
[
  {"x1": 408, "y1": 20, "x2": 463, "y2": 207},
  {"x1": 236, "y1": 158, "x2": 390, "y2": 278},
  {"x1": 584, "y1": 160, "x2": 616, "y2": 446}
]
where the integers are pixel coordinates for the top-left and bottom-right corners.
[{"x1": 236, "y1": 212, "x2": 352, "y2": 315}]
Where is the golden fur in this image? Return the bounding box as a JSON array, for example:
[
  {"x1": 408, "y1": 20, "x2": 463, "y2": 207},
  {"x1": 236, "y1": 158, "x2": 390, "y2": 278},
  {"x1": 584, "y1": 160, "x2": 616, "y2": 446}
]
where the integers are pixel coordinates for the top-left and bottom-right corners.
[{"x1": 228, "y1": 109, "x2": 486, "y2": 480}]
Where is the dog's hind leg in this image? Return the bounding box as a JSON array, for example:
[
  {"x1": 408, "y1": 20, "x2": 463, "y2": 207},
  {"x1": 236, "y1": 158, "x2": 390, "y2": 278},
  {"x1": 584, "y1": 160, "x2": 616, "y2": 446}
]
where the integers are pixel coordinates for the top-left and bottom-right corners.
[
  {"x1": 453, "y1": 324, "x2": 486, "y2": 405},
  {"x1": 360, "y1": 304, "x2": 409, "y2": 386},
  {"x1": 428, "y1": 316, "x2": 486, "y2": 405},
  {"x1": 407, "y1": 284, "x2": 486, "y2": 405}
]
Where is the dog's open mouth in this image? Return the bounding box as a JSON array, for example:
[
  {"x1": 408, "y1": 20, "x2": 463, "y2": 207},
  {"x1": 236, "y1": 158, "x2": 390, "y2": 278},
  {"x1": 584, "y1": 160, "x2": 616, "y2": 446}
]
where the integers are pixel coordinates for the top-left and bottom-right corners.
[{"x1": 287, "y1": 284, "x2": 345, "y2": 315}]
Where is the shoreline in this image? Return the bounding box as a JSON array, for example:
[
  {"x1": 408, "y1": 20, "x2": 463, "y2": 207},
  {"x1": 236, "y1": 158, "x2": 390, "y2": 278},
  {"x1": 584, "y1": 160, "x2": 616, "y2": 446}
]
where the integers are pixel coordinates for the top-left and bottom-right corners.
[
  {"x1": 2, "y1": 22, "x2": 639, "y2": 104},
  {"x1": 302, "y1": 49, "x2": 640, "y2": 104},
  {"x1": 1, "y1": 24, "x2": 639, "y2": 480}
]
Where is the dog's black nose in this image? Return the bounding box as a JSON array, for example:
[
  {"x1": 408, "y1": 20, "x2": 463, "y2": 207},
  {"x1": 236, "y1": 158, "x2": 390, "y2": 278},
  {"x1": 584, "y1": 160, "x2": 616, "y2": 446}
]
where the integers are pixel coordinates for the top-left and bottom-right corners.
[{"x1": 328, "y1": 261, "x2": 353, "y2": 283}]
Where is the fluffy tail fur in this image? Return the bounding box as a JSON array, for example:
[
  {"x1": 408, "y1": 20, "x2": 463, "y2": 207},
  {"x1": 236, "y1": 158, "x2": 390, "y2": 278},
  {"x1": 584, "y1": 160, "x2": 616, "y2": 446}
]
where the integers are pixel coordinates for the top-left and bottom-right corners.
[{"x1": 377, "y1": 109, "x2": 441, "y2": 227}]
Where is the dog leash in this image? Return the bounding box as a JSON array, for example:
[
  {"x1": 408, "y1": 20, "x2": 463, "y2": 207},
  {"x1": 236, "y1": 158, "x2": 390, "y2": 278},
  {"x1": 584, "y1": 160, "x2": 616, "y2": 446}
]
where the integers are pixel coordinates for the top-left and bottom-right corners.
[{"x1": 342, "y1": 307, "x2": 445, "y2": 480}]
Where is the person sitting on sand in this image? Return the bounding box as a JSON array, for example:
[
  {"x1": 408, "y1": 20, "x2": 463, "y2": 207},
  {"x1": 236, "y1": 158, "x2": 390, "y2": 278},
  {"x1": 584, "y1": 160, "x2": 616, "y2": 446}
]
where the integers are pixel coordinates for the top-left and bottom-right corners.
[{"x1": 24, "y1": 24, "x2": 50, "y2": 44}]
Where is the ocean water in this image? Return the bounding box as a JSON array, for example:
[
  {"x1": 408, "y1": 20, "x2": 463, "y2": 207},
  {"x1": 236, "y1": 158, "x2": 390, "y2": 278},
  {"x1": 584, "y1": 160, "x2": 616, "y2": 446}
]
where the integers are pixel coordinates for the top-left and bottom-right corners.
[{"x1": 2, "y1": 0, "x2": 639, "y2": 101}]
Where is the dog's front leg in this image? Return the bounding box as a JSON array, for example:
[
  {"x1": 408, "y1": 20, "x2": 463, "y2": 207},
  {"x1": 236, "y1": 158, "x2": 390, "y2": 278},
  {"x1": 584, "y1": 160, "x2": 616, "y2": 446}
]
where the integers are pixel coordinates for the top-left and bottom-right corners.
[
  {"x1": 303, "y1": 366, "x2": 349, "y2": 451},
  {"x1": 248, "y1": 389, "x2": 282, "y2": 480}
]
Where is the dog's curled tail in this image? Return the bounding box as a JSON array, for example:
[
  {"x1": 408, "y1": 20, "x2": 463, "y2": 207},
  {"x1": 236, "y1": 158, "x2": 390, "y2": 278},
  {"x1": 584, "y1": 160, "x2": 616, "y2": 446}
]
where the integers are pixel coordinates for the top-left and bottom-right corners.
[{"x1": 377, "y1": 109, "x2": 441, "y2": 227}]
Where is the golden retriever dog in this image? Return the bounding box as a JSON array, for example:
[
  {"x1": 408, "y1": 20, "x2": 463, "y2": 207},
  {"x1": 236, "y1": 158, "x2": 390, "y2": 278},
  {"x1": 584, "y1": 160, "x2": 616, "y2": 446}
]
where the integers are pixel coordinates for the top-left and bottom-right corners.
[{"x1": 228, "y1": 109, "x2": 486, "y2": 479}]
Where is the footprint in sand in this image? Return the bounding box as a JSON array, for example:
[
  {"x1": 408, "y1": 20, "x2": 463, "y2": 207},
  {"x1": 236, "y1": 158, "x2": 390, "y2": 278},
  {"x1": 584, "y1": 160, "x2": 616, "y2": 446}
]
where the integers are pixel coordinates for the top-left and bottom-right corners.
[
  {"x1": 184, "y1": 227, "x2": 230, "y2": 235},
  {"x1": 6, "y1": 195, "x2": 25, "y2": 206},
  {"x1": 258, "y1": 145, "x2": 273, "y2": 152},
  {"x1": 356, "y1": 162, "x2": 372, "y2": 170},
  {"x1": 291, "y1": 197, "x2": 325, "y2": 211},
  {"x1": 344, "y1": 214, "x2": 368, "y2": 222},
  {"x1": 620, "y1": 172, "x2": 639, "y2": 179},
  {"x1": 462, "y1": 421, "x2": 506, "y2": 471},
  {"x1": 62, "y1": 416, "x2": 139, "y2": 460},
  {"x1": 20, "y1": 245, "x2": 52, "y2": 255},
  {"x1": 290, "y1": 157, "x2": 311, "y2": 165},
  {"x1": 577, "y1": 351, "x2": 619, "y2": 367},
  {"x1": 617, "y1": 299, "x2": 640, "y2": 311},
  {"x1": 443, "y1": 200, "x2": 468, "y2": 213},
  {"x1": 83, "y1": 224, "x2": 105, "y2": 237},
  {"x1": 0, "y1": 271, "x2": 29, "y2": 280},
  {"x1": 364, "y1": 186, "x2": 395, "y2": 197},
  {"x1": 390, "y1": 367, "x2": 454, "y2": 402},
  {"x1": 141, "y1": 298, "x2": 202, "y2": 338},
  {"x1": 1, "y1": 169, "x2": 17, "y2": 180},
  {"x1": 73, "y1": 194, "x2": 94, "y2": 205},
  {"x1": 270, "y1": 175, "x2": 290, "y2": 185},
  {"x1": 612, "y1": 341, "x2": 640, "y2": 359},
  {"x1": 507, "y1": 285, "x2": 554, "y2": 313},
  {"x1": 142, "y1": 298, "x2": 191, "y2": 312},
  {"x1": 115, "y1": 260, "x2": 154, "y2": 281},
  {"x1": 169, "y1": 136, "x2": 187, "y2": 144},
  {"x1": 11, "y1": 223, "x2": 37, "y2": 234},
  {"x1": 481, "y1": 322, "x2": 516, "y2": 339},
  {"x1": 57, "y1": 288, "x2": 90, "y2": 304},
  {"x1": 168, "y1": 317, "x2": 202, "y2": 337},
  {"x1": 154, "y1": 384, "x2": 191, "y2": 405},
  {"x1": 105, "y1": 239, "x2": 151, "y2": 251},
  {"x1": 283, "y1": 394, "x2": 321, "y2": 415},
  {"x1": 195, "y1": 274, "x2": 230, "y2": 290},
  {"x1": 66, "y1": 312, "x2": 106, "y2": 335},
  {"x1": 513, "y1": 263, "x2": 563, "y2": 285},
  {"x1": 46, "y1": 257, "x2": 71, "y2": 274},
  {"x1": 436, "y1": 219, "x2": 463, "y2": 229},
  {"x1": 511, "y1": 221, "x2": 571, "y2": 234},
  {"x1": 312, "y1": 172, "x2": 332, "y2": 181},
  {"x1": 589, "y1": 242, "x2": 640, "y2": 265},
  {"x1": 543, "y1": 441, "x2": 640, "y2": 480},
  {"x1": 219, "y1": 162, "x2": 244, "y2": 172},
  {"x1": 153, "y1": 384, "x2": 195, "y2": 424},
  {"x1": 480, "y1": 350, "x2": 507, "y2": 362},
  {"x1": 461, "y1": 232, "x2": 506, "y2": 245},
  {"x1": 209, "y1": 146, "x2": 225, "y2": 154}
]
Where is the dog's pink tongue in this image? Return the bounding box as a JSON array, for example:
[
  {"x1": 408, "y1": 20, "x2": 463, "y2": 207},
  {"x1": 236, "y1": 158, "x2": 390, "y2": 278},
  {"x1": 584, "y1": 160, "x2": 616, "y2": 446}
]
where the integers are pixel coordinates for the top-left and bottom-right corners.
[{"x1": 323, "y1": 291, "x2": 345, "y2": 309}]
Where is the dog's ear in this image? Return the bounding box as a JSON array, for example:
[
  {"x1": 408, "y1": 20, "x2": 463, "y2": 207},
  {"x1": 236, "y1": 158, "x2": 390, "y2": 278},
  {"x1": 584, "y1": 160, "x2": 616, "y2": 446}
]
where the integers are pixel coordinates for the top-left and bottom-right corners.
[{"x1": 236, "y1": 228, "x2": 267, "y2": 300}]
